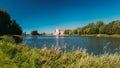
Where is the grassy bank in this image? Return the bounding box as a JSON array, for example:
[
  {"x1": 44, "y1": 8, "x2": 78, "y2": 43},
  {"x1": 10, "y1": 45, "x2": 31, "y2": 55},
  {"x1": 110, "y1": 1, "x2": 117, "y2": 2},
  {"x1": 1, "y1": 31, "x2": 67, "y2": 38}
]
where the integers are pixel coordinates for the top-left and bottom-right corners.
[
  {"x1": 56, "y1": 34, "x2": 120, "y2": 38},
  {"x1": 79, "y1": 34, "x2": 120, "y2": 38},
  {"x1": 0, "y1": 36, "x2": 120, "y2": 68}
]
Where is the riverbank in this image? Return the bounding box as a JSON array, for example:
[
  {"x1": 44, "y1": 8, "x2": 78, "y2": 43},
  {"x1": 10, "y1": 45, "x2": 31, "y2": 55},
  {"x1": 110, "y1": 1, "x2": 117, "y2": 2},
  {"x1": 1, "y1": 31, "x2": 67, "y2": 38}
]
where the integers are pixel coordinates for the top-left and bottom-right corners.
[
  {"x1": 80, "y1": 34, "x2": 120, "y2": 38},
  {"x1": 0, "y1": 36, "x2": 120, "y2": 68},
  {"x1": 23, "y1": 34, "x2": 120, "y2": 38},
  {"x1": 63, "y1": 34, "x2": 120, "y2": 38}
]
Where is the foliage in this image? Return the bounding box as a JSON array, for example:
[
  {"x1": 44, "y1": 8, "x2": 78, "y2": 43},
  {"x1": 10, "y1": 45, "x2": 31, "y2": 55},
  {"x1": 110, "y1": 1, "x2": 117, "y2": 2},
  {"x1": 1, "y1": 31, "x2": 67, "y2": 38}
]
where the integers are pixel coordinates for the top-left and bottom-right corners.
[
  {"x1": 9, "y1": 20, "x2": 22, "y2": 35},
  {"x1": 99, "y1": 25, "x2": 106, "y2": 34},
  {"x1": 0, "y1": 36, "x2": 120, "y2": 68},
  {"x1": 105, "y1": 20, "x2": 120, "y2": 34},
  {"x1": 41, "y1": 32, "x2": 46, "y2": 36},
  {"x1": 0, "y1": 36, "x2": 15, "y2": 43},
  {"x1": 73, "y1": 29, "x2": 78, "y2": 34},
  {"x1": 0, "y1": 9, "x2": 22, "y2": 36},
  {"x1": 64, "y1": 29, "x2": 72, "y2": 35},
  {"x1": 96, "y1": 21, "x2": 104, "y2": 34},
  {"x1": 31, "y1": 30, "x2": 39, "y2": 35},
  {"x1": 64, "y1": 20, "x2": 120, "y2": 35},
  {"x1": 0, "y1": 9, "x2": 11, "y2": 35}
]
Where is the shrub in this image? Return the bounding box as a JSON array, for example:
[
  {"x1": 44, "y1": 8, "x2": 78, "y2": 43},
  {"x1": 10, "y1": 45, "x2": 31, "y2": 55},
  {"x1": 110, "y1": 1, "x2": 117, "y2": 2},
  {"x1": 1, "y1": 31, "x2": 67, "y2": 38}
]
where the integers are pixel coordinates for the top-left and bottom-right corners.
[{"x1": 0, "y1": 36, "x2": 120, "y2": 68}]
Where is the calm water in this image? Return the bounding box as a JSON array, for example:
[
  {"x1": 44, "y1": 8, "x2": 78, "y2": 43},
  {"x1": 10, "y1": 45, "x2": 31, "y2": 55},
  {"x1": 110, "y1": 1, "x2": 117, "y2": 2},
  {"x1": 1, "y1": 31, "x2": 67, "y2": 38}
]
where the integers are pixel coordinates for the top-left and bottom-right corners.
[{"x1": 22, "y1": 36, "x2": 120, "y2": 54}]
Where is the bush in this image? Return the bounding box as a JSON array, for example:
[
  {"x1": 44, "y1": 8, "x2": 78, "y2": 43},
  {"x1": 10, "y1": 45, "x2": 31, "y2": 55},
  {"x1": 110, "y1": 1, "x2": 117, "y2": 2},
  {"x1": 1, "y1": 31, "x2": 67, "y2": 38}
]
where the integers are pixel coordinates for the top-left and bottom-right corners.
[
  {"x1": 31, "y1": 30, "x2": 39, "y2": 35},
  {"x1": 0, "y1": 36, "x2": 120, "y2": 68},
  {"x1": 0, "y1": 36, "x2": 15, "y2": 43}
]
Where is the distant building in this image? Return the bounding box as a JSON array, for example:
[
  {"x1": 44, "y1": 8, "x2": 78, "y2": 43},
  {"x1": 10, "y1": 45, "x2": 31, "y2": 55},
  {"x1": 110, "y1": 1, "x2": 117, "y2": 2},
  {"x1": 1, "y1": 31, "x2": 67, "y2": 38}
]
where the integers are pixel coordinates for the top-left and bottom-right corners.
[{"x1": 53, "y1": 29, "x2": 64, "y2": 36}]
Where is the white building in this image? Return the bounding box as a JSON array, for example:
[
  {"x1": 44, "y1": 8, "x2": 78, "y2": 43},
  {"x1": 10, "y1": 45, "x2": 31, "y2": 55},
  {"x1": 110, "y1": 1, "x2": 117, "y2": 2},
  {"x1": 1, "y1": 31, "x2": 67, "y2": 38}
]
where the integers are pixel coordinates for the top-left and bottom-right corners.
[{"x1": 53, "y1": 29, "x2": 64, "y2": 36}]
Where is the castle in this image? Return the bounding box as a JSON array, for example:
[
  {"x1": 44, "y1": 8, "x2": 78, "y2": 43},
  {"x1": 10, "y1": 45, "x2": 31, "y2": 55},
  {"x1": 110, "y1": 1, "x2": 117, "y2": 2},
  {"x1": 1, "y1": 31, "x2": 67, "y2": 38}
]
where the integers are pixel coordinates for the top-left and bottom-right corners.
[{"x1": 53, "y1": 29, "x2": 64, "y2": 36}]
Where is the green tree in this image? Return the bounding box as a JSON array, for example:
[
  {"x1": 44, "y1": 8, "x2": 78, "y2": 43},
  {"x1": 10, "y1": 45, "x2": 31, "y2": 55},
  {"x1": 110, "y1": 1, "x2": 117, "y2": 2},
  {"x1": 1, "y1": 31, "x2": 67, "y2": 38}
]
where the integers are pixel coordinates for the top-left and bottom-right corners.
[
  {"x1": 0, "y1": 9, "x2": 11, "y2": 35},
  {"x1": 96, "y1": 21, "x2": 104, "y2": 28},
  {"x1": 0, "y1": 9, "x2": 22, "y2": 35},
  {"x1": 73, "y1": 29, "x2": 78, "y2": 34},
  {"x1": 62, "y1": 20, "x2": 120, "y2": 35},
  {"x1": 41, "y1": 32, "x2": 46, "y2": 36},
  {"x1": 87, "y1": 23, "x2": 97, "y2": 34},
  {"x1": 81, "y1": 26, "x2": 88, "y2": 34},
  {"x1": 99, "y1": 25, "x2": 106, "y2": 34},
  {"x1": 105, "y1": 23, "x2": 113, "y2": 34},
  {"x1": 64, "y1": 29, "x2": 73, "y2": 35},
  {"x1": 31, "y1": 30, "x2": 39, "y2": 35},
  {"x1": 112, "y1": 20, "x2": 120, "y2": 34},
  {"x1": 64, "y1": 30, "x2": 69, "y2": 34},
  {"x1": 77, "y1": 28, "x2": 82, "y2": 35},
  {"x1": 96, "y1": 21, "x2": 104, "y2": 33},
  {"x1": 9, "y1": 20, "x2": 22, "y2": 35}
]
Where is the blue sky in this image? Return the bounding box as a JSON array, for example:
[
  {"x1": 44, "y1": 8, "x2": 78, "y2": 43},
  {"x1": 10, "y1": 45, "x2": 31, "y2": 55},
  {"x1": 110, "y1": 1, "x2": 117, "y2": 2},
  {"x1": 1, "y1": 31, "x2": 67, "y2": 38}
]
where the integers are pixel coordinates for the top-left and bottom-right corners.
[{"x1": 0, "y1": 0, "x2": 120, "y2": 33}]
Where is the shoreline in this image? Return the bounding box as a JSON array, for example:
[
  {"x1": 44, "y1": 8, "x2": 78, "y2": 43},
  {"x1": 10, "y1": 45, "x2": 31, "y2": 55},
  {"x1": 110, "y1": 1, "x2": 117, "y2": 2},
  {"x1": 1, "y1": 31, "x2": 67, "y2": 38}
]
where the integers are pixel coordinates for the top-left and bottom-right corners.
[
  {"x1": 50, "y1": 34, "x2": 120, "y2": 38},
  {"x1": 80, "y1": 34, "x2": 120, "y2": 38},
  {"x1": 0, "y1": 36, "x2": 120, "y2": 67},
  {"x1": 23, "y1": 34, "x2": 120, "y2": 38}
]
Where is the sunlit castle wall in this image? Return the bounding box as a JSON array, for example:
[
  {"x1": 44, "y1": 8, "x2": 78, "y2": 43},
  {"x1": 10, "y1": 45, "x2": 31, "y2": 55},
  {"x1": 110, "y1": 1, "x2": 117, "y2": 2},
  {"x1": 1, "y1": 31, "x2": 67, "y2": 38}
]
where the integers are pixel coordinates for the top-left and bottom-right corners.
[
  {"x1": 59, "y1": 29, "x2": 64, "y2": 36},
  {"x1": 53, "y1": 29, "x2": 65, "y2": 36},
  {"x1": 53, "y1": 29, "x2": 59, "y2": 36}
]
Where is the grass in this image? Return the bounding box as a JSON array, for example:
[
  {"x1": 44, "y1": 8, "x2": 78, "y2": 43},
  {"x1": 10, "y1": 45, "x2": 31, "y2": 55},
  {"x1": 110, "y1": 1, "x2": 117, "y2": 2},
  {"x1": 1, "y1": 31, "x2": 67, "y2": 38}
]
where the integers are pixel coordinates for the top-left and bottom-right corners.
[
  {"x1": 79, "y1": 34, "x2": 120, "y2": 38},
  {"x1": 0, "y1": 36, "x2": 120, "y2": 68}
]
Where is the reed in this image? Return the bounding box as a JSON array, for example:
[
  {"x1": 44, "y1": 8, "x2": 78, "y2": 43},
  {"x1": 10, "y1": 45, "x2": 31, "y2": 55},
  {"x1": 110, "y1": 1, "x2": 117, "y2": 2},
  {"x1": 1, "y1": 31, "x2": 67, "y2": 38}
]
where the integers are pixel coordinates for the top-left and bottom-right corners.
[{"x1": 0, "y1": 36, "x2": 120, "y2": 68}]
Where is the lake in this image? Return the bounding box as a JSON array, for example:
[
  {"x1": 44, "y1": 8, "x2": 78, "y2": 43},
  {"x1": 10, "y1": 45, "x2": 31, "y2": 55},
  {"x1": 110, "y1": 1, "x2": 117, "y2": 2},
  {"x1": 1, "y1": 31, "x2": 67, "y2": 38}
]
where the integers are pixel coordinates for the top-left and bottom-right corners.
[{"x1": 22, "y1": 36, "x2": 120, "y2": 54}]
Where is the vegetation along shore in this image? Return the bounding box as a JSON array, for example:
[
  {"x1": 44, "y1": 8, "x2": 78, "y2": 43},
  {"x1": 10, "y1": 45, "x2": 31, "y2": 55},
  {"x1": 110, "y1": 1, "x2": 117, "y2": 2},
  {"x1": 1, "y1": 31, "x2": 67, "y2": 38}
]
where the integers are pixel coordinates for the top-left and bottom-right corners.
[{"x1": 0, "y1": 36, "x2": 120, "y2": 68}]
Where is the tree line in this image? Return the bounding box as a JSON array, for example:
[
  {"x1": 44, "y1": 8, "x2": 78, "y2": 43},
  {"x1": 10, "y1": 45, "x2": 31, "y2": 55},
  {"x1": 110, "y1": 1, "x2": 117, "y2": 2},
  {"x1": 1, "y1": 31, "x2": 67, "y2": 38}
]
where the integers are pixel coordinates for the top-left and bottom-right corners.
[
  {"x1": 64, "y1": 20, "x2": 120, "y2": 35},
  {"x1": 0, "y1": 9, "x2": 22, "y2": 36},
  {"x1": 31, "y1": 30, "x2": 46, "y2": 36}
]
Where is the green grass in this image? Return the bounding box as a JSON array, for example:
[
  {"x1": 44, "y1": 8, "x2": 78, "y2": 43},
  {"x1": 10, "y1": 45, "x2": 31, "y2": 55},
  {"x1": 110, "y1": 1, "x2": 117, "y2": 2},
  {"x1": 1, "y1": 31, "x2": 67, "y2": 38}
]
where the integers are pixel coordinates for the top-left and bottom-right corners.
[{"x1": 0, "y1": 36, "x2": 120, "y2": 68}]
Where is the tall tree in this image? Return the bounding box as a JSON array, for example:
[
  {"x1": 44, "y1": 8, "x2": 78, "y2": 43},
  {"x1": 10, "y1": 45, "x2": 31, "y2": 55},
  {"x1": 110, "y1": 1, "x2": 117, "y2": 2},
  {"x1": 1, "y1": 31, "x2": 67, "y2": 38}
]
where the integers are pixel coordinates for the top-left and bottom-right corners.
[
  {"x1": 0, "y1": 10, "x2": 11, "y2": 35},
  {"x1": 99, "y1": 25, "x2": 106, "y2": 34},
  {"x1": 73, "y1": 29, "x2": 78, "y2": 34},
  {"x1": 112, "y1": 20, "x2": 120, "y2": 34},
  {"x1": 96, "y1": 21, "x2": 104, "y2": 34},
  {"x1": 9, "y1": 20, "x2": 22, "y2": 35},
  {"x1": 31, "y1": 30, "x2": 39, "y2": 35},
  {"x1": 105, "y1": 23, "x2": 113, "y2": 34},
  {"x1": 87, "y1": 23, "x2": 96, "y2": 34},
  {"x1": 0, "y1": 9, "x2": 22, "y2": 35}
]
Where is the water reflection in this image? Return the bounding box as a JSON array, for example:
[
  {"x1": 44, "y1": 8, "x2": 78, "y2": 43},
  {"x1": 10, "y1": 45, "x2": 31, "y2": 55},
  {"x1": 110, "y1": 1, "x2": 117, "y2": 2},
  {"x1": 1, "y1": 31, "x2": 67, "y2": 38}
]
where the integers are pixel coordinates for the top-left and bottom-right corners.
[
  {"x1": 23, "y1": 36, "x2": 120, "y2": 54},
  {"x1": 54, "y1": 36, "x2": 66, "y2": 52},
  {"x1": 55, "y1": 36, "x2": 59, "y2": 46},
  {"x1": 31, "y1": 36, "x2": 39, "y2": 47}
]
